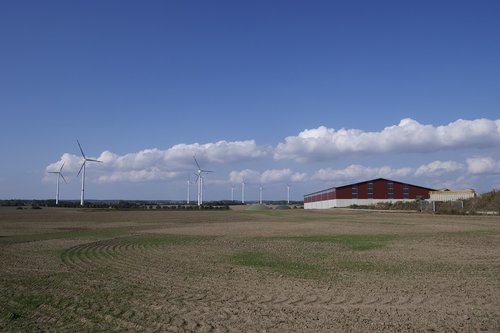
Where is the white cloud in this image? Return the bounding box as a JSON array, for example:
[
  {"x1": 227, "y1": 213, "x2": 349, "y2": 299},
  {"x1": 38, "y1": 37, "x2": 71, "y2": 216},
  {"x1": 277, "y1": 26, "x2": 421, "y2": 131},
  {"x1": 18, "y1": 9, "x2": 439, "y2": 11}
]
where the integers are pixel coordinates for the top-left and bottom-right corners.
[
  {"x1": 97, "y1": 169, "x2": 181, "y2": 183},
  {"x1": 45, "y1": 140, "x2": 269, "y2": 183},
  {"x1": 228, "y1": 169, "x2": 260, "y2": 184},
  {"x1": 44, "y1": 153, "x2": 90, "y2": 183},
  {"x1": 229, "y1": 169, "x2": 308, "y2": 184},
  {"x1": 290, "y1": 172, "x2": 308, "y2": 182},
  {"x1": 97, "y1": 140, "x2": 268, "y2": 170},
  {"x1": 310, "y1": 159, "x2": 466, "y2": 183},
  {"x1": 45, "y1": 153, "x2": 85, "y2": 174},
  {"x1": 311, "y1": 164, "x2": 413, "y2": 182},
  {"x1": 466, "y1": 157, "x2": 500, "y2": 174},
  {"x1": 163, "y1": 140, "x2": 270, "y2": 166},
  {"x1": 414, "y1": 160, "x2": 464, "y2": 177},
  {"x1": 275, "y1": 118, "x2": 500, "y2": 162}
]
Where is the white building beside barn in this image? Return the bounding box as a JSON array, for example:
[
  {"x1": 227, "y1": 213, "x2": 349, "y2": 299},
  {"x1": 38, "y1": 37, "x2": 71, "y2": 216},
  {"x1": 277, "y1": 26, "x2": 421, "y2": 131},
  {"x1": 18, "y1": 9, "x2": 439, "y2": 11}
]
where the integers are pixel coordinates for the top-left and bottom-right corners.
[{"x1": 429, "y1": 189, "x2": 476, "y2": 202}]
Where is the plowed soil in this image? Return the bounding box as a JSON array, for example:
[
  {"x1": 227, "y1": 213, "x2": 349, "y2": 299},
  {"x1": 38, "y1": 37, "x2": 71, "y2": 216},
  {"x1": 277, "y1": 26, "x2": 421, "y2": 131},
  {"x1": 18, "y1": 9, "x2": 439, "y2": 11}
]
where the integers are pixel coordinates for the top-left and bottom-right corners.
[{"x1": 1, "y1": 207, "x2": 499, "y2": 332}]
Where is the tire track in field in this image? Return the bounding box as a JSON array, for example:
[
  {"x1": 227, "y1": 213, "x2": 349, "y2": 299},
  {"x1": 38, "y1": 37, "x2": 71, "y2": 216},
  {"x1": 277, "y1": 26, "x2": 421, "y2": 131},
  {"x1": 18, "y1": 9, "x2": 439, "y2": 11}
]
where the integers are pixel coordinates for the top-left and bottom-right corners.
[
  {"x1": 58, "y1": 236, "x2": 498, "y2": 331},
  {"x1": 61, "y1": 237, "x2": 474, "y2": 310},
  {"x1": 59, "y1": 236, "x2": 226, "y2": 332}
]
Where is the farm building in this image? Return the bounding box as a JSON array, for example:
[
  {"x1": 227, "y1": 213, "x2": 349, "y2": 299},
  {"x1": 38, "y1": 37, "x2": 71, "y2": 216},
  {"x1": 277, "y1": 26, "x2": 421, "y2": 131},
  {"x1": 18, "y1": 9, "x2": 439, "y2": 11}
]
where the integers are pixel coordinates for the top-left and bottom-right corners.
[
  {"x1": 304, "y1": 178, "x2": 435, "y2": 209},
  {"x1": 429, "y1": 189, "x2": 476, "y2": 202}
]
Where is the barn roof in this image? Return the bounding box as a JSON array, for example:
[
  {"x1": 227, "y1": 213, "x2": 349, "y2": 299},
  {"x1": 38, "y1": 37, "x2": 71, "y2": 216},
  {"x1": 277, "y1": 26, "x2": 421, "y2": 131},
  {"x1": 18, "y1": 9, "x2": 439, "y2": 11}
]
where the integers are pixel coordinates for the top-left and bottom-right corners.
[
  {"x1": 335, "y1": 178, "x2": 436, "y2": 191},
  {"x1": 304, "y1": 178, "x2": 436, "y2": 197}
]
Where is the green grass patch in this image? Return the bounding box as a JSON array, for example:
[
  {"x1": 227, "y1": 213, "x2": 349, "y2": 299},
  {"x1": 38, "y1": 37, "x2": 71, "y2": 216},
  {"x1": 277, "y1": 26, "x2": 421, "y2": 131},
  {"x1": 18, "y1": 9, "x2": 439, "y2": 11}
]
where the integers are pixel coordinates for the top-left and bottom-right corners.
[
  {"x1": 285, "y1": 234, "x2": 397, "y2": 251},
  {"x1": 230, "y1": 251, "x2": 320, "y2": 278},
  {"x1": 0, "y1": 229, "x2": 126, "y2": 245},
  {"x1": 124, "y1": 234, "x2": 211, "y2": 246}
]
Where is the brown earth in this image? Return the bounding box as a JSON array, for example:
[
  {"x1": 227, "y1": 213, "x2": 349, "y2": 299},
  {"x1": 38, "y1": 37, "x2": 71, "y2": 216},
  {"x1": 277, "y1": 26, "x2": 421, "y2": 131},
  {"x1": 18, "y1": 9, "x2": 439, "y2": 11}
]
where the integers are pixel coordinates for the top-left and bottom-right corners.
[{"x1": 0, "y1": 207, "x2": 499, "y2": 332}]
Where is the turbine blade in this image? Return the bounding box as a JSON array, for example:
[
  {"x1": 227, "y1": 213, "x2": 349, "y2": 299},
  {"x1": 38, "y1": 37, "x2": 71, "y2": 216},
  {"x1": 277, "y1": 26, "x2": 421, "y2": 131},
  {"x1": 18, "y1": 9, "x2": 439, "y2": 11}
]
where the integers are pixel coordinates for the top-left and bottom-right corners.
[
  {"x1": 48, "y1": 171, "x2": 58, "y2": 174},
  {"x1": 59, "y1": 162, "x2": 65, "y2": 172},
  {"x1": 86, "y1": 158, "x2": 103, "y2": 163},
  {"x1": 77, "y1": 161, "x2": 85, "y2": 177},
  {"x1": 193, "y1": 156, "x2": 201, "y2": 170},
  {"x1": 60, "y1": 173, "x2": 68, "y2": 184},
  {"x1": 77, "y1": 139, "x2": 86, "y2": 158}
]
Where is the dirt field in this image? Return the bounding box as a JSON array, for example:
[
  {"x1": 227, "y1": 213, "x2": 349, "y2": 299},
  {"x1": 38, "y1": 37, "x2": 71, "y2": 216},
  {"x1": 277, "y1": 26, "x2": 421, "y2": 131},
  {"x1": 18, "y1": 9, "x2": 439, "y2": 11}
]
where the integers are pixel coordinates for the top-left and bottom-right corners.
[{"x1": 0, "y1": 207, "x2": 499, "y2": 332}]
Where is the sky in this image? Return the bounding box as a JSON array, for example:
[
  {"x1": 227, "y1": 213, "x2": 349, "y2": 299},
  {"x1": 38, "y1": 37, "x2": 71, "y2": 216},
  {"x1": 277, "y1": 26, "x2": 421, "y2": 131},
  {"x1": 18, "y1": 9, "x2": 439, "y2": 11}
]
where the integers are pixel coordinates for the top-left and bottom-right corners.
[{"x1": 1, "y1": 0, "x2": 499, "y2": 202}]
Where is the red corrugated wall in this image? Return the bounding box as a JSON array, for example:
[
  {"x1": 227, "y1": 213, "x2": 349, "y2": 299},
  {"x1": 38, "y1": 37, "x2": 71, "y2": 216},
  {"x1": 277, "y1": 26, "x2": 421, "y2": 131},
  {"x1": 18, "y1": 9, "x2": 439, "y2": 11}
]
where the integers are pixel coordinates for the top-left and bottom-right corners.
[{"x1": 305, "y1": 179, "x2": 433, "y2": 203}]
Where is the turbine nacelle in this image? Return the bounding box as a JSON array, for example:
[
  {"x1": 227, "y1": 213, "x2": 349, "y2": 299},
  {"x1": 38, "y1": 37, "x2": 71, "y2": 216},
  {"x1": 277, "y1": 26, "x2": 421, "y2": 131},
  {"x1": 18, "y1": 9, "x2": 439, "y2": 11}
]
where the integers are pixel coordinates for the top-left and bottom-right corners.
[{"x1": 48, "y1": 162, "x2": 67, "y2": 184}]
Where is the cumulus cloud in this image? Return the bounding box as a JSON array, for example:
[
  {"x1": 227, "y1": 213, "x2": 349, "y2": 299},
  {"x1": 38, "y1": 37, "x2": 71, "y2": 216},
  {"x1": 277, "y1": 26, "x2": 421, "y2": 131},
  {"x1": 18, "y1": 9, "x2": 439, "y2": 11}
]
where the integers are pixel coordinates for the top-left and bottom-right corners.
[
  {"x1": 44, "y1": 153, "x2": 92, "y2": 182},
  {"x1": 310, "y1": 159, "x2": 468, "y2": 183},
  {"x1": 97, "y1": 140, "x2": 268, "y2": 170},
  {"x1": 229, "y1": 169, "x2": 308, "y2": 184},
  {"x1": 274, "y1": 118, "x2": 500, "y2": 162},
  {"x1": 229, "y1": 169, "x2": 261, "y2": 183},
  {"x1": 45, "y1": 140, "x2": 269, "y2": 183},
  {"x1": 311, "y1": 165, "x2": 414, "y2": 182},
  {"x1": 97, "y1": 169, "x2": 181, "y2": 183},
  {"x1": 466, "y1": 157, "x2": 500, "y2": 174},
  {"x1": 45, "y1": 153, "x2": 86, "y2": 174},
  {"x1": 414, "y1": 160, "x2": 464, "y2": 177}
]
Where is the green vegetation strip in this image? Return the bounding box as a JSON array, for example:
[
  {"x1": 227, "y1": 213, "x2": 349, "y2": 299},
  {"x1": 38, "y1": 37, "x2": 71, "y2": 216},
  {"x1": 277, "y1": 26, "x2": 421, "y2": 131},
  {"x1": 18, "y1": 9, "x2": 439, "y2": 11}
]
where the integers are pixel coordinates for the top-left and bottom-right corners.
[
  {"x1": 121, "y1": 234, "x2": 210, "y2": 246},
  {"x1": 0, "y1": 229, "x2": 126, "y2": 245},
  {"x1": 285, "y1": 234, "x2": 397, "y2": 251},
  {"x1": 230, "y1": 251, "x2": 320, "y2": 278}
]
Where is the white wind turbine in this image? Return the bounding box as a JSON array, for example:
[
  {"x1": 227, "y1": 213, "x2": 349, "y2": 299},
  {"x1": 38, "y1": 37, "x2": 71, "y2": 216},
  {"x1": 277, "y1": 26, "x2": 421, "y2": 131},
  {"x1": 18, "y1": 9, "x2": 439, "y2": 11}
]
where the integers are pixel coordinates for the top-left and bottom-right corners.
[
  {"x1": 287, "y1": 184, "x2": 291, "y2": 205},
  {"x1": 259, "y1": 184, "x2": 264, "y2": 204},
  {"x1": 77, "y1": 140, "x2": 102, "y2": 206},
  {"x1": 241, "y1": 179, "x2": 246, "y2": 204},
  {"x1": 186, "y1": 176, "x2": 192, "y2": 204},
  {"x1": 48, "y1": 162, "x2": 67, "y2": 205},
  {"x1": 230, "y1": 183, "x2": 235, "y2": 201},
  {"x1": 193, "y1": 156, "x2": 212, "y2": 206}
]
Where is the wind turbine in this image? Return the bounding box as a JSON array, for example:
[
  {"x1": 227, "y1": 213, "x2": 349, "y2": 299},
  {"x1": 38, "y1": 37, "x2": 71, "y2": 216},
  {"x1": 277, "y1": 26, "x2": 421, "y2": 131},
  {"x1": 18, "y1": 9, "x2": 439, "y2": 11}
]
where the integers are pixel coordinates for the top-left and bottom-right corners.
[
  {"x1": 231, "y1": 183, "x2": 235, "y2": 201},
  {"x1": 287, "y1": 184, "x2": 291, "y2": 205},
  {"x1": 186, "y1": 176, "x2": 192, "y2": 204},
  {"x1": 193, "y1": 156, "x2": 212, "y2": 206},
  {"x1": 259, "y1": 184, "x2": 264, "y2": 204},
  {"x1": 241, "y1": 179, "x2": 246, "y2": 204},
  {"x1": 77, "y1": 140, "x2": 102, "y2": 206},
  {"x1": 48, "y1": 162, "x2": 67, "y2": 205}
]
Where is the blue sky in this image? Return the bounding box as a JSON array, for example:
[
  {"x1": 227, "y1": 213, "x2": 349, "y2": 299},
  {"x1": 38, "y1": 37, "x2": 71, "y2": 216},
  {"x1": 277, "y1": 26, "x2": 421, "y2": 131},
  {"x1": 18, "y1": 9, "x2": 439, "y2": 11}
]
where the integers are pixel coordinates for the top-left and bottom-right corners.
[{"x1": 1, "y1": 0, "x2": 499, "y2": 201}]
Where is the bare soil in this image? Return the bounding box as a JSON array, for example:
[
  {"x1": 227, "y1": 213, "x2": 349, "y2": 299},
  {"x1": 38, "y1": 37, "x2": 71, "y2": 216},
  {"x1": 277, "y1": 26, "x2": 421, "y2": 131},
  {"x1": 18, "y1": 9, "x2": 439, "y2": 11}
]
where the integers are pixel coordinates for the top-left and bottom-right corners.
[{"x1": 0, "y1": 207, "x2": 499, "y2": 332}]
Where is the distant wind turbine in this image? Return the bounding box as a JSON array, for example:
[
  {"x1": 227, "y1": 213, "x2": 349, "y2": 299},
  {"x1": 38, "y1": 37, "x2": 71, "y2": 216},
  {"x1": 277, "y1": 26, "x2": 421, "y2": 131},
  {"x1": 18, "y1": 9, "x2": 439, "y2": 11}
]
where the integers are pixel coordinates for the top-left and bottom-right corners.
[
  {"x1": 186, "y1": 176, "x2": 192, "y2": 204},
  {"x1": 287, "y1": 184, "x2": 291, "y2": 205},
  {"x1": 231, "y1": 183, "x2": 235, "y2": 201},
  {"x1": 241, "y1": 179, "x2": 246, "y2": 204},
  {"x1": 77, "y1": 140, "x2": 102, "y2": 206},
  {"x1": 48, "y1": 162, "x2": 67, "y2": 205},
  {"x1": 259, "y1": 184, "x2": 264, "y2": 204},
  {"x1": 193, "y1": 156, "x2": 213, "y2": 206}
]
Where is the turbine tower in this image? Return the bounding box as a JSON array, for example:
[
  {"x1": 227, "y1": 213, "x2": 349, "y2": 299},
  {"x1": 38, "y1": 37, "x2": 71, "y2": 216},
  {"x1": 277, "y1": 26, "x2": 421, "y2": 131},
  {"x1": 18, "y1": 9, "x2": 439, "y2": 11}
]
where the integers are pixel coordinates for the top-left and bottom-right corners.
[
  {"x1": 231, "y1": 183, "x2": 235, "y2": 201},
  {"x1": 287, "y1": 184, "x2": 291, "y2": 205},
  {"x1": 241, "y1": 179, "x2": 245, "y2": 204},
  {"x1": 77, "y1": 140, "x2": 102, "y2": 206},
  {"x1": 259, "y1": 184, "x2": 263, "y2": 204},
  {"x1": 186, "y1": 177, "x2": 192, "y2": 204},
  {"x1": 48, "y1": 162, "x2": 67, "y2": 205},
  {"x1": 193, "y1": 156, "x2": 212, "y2": 206}
]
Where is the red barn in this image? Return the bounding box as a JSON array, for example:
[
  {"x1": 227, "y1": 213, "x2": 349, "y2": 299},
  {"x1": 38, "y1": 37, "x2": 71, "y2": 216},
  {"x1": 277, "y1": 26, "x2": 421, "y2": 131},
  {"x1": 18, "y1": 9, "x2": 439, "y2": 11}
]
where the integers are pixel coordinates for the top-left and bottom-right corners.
[{"x1": 304, "y1": 178, "x2": 435, "y2": 209}]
